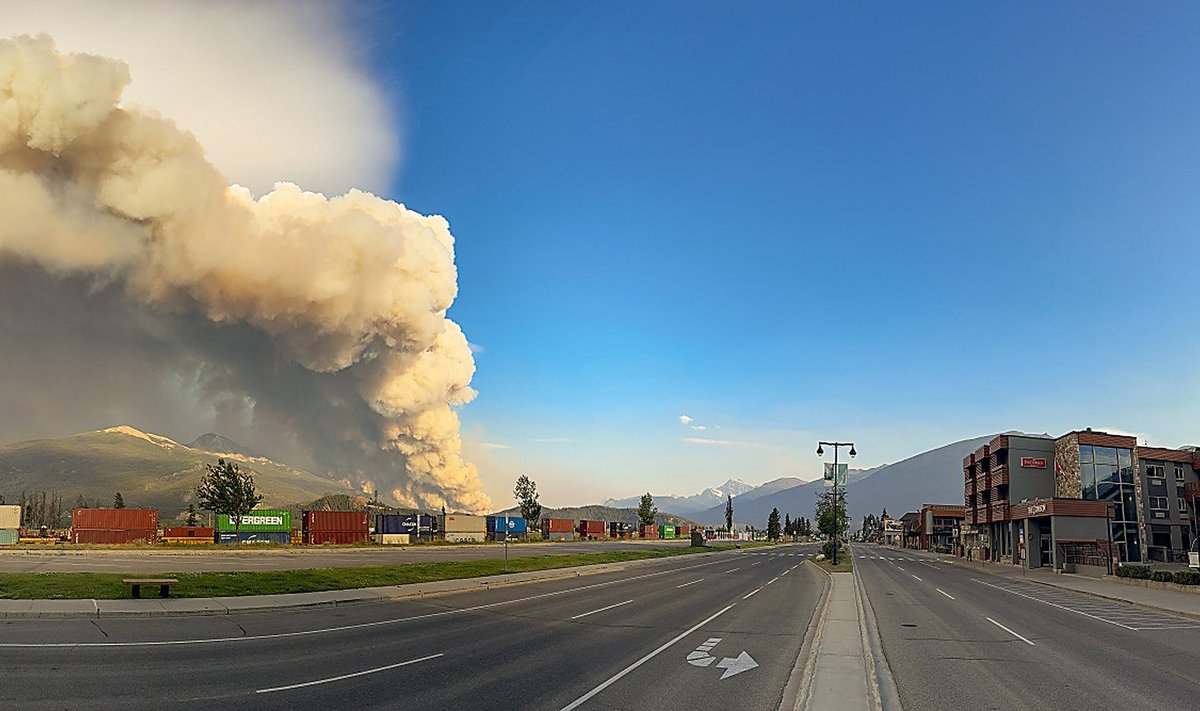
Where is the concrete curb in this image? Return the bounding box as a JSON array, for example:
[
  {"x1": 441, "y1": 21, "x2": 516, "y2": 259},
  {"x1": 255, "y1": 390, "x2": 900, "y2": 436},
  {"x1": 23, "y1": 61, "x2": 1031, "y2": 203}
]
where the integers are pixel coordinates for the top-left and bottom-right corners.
[
  {"x1": 853, "y1": 554, "x2": 902, "y2": 711},
  {"x1": 0, "y1": 550, "x2": 728, "y2": 619},
  {"x1": 778, "y1": 561, "x2": 831, "y2": 711},
  {"x1": 792, "y1": 560, "x2": 834, "y2": 711}
]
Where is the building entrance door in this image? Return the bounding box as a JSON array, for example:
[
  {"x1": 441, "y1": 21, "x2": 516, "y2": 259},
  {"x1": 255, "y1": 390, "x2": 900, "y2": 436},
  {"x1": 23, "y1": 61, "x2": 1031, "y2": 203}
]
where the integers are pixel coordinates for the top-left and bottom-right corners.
[{"x1": 1040, "y1": 536, "x2": 1051, "y2": 567}]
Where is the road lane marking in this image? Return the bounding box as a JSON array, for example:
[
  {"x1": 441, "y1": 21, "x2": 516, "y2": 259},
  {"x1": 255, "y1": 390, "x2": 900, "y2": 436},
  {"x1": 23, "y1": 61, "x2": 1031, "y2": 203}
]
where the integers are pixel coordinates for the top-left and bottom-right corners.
[
  {"x1": 0, "y1": 554, "x2": 736, "y2": 649},
  {"x1": 973, "y1": 579, "x2": 1136, "y2": 630},
  {"x1": 743, "y1": 587, "x2": 763, "y2": 600},
  {"x1": 725, "y1": 567, "x2": 740, "y2": 573},
  {"x1": 780, "y1": 570, "x2": 789, "y2": 576},
  {"x1": 910, "y1": 574, "x2": 922, "y2": 581},
  {"x1": 986, "y1": 617, "x2": 1035, "y2": 646},
  {"x1": 750, "y1": 561, "x2": 762, "y2": 566},
  {"x1": 559, "y1": 604, "x2": 737, "y2": 710},
  {"x1": 790, "y1": 565, "x2": 798, "y2": 570},
  {"x1": 766, "y1": 577, "x2": 779, "y2": 586},
  {"x1": 256, "y1": 653, "x2": 444, "y2": 693},
  {"x1": 570, "y1": 599, "x2": 634, "y2": 620},
  {"x1": 936, "y1": 588, "x2": 955, "y2": 600},
  {"x1": 676, "y1": 579, "x2": 704, "y2": 589}
]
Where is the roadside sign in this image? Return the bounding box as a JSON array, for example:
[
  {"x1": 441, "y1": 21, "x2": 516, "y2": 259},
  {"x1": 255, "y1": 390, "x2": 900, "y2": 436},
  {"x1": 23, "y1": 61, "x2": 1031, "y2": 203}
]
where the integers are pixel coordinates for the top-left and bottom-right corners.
[{"x1": 824, "y1": 463, "x2": 848, "y2": 486}]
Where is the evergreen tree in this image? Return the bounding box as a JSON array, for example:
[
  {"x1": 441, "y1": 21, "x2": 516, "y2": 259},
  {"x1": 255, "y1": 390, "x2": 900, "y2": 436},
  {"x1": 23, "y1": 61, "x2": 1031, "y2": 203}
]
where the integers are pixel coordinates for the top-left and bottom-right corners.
[
  {"x1": 767, "y1": 507, "x2": 782, "y2": 541},
  {"x1": 724, "y1": 494, "x2": 734, "y2": 532},
  {"x1": 113, "y1": 491, "x2": 125, "y2": 509},
  {"x1": 784, "y1": 512, "x2": 792, "y2": 537},
  {"x1": 186, "y1": 503, "x2": 199, "y2": 527},
  {"x1": 513, "y1": 474, "x2": 543, "y2": 530},
  {"x1": 637, "y1": 492, "x2": 658, "y2": 526}
]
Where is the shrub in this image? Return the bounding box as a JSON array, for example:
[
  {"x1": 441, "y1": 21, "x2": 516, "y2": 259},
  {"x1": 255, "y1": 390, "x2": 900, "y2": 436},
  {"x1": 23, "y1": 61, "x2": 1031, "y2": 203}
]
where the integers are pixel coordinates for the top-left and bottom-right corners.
[
  {"x1": 821, "y1": 540, "x2": 843, "y2": 561},
  {"x1": 1116, "y1": 564, "x2": 1152, "y2": 579},
  {"x1": 1150, "y1": 570, "x2": 1176, "y2": 583},
  {"x1": 1173, "y1": 570, "x2": 1200, "y2": 586}
]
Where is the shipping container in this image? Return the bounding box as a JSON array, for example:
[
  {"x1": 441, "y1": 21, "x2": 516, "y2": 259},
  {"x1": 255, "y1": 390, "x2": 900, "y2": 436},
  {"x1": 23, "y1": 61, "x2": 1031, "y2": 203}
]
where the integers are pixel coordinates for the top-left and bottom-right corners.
[
  {"x1": 609, "y1": 521, "x2": 634, "y2": 538},
  {"x1": 545, "y1": 531, "x2": 576, "y2": 541},
  {"x1": 303, "y1": 510, "x2": 369, "y2": 532},
  {"x1": 441, "y1": 514, "x2": 486, "y2": 534},
  {"x1": 676, "y1": 525, "x2": 690, "y2": 538},
  {"x1": 658, "y1": 524, "x2": 676, "y2": 539},
  {"x1": 72, "y1": 508, "x2": 157, "y2": 531},
  {"x1": 374, "y1": 533, "x2": 411, "y2": 545},
  {"x1": 375, "y1": 514, "x2": 436, "y2": 535},
  {"x1": 0, "y1": 529, "x2": 19, "y2": 545},
  {"x1": 217, "y1": 509, "x2": 291, "y2": 532},
  {"x1": 72, "y1": 529, "x2": 157, "y2": 544},
  {"x1": 639, "y1": 524, "x2": 659, "y2": 539},
  {"x1": 578, "y1": 520, "x2": 606, "y2": 539},
  {"x1": 542, "y1": 518, "x2": 575, "y2": 536},
  {"x1": 304, "y1": 529, "x2": 368, "y2": 545},
  {"x1": 217, "y1": 531, "x2": 290, "y2": 545},
  {"x1": 0, "y1": 505, "x2": 20, "y2": 529},
  {"x1": 444, "y1": 531, "x2": 487, "y2": 543},
  {"x1": 163, "y1": 527, "x2": 215, "y2": 539},
  {"x1": 486, "y1": 516, "x2": 528, "y2": 534}
]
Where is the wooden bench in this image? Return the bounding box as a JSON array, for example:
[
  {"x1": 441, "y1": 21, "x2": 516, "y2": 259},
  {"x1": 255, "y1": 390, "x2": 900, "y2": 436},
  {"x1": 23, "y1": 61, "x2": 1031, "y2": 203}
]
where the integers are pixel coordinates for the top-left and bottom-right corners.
[{"x1": 122, "y1": 578, "x2": 178, "y2": 599}]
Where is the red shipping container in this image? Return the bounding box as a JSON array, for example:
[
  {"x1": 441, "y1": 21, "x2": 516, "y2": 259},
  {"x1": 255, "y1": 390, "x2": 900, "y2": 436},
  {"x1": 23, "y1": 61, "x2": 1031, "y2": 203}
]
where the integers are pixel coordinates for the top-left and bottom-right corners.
[
  {"x1": 72, "y1": 508, "x2": 157, "y2": 530},
  {"x1": 639, "y1": 524, "x2": 659, "y2": 539},
  {"x1": 305, "y1": 530, "x2": 369, "y2": 545},
  {"x1": 542, "y1": 518, "x2": 574, "y2": 533},
  {"x1": 677, "y1": 525, "x2": 690, "y2": 537},
  {"x1": 72, "y1": 529, "x2": 157, "y2": 544},
  {"x1": 578, "y1": 520, "x2": 606, "y2": 538},
  {"x1": 163, "y1": 527, "x2": 215, "y2": 539},
  {"x1": 302, "y1": 511, "x2": 369, "y2": 532}
]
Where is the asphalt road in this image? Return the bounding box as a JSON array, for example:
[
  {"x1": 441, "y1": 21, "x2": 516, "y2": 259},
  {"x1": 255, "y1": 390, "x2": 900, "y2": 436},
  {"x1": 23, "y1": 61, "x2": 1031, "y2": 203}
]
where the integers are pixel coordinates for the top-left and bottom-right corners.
[
  {"x1": 0, "y1": 542, "x2": 825, "y2": 710},
  {"x1": 854, "y1": 543, "x2": 1200, "y2": 709},
  {"x1": 0, "y1": 539, "x2": 691, "y2": 573}
]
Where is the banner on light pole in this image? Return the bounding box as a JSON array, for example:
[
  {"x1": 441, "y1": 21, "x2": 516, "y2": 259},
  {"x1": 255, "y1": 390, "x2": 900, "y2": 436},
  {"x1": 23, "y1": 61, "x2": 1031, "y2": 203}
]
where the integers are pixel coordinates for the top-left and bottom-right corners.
[{"x1": 824, "y1": 462, "x2": 848, "y2": 486}]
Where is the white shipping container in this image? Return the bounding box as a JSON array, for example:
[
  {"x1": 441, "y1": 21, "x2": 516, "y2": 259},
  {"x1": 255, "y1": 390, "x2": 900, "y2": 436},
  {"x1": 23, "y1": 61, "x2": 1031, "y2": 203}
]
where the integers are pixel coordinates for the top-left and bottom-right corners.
[
  {"x1": 0, "y1": 505, "x2": 20, "y2": 529},
  {"x1": 442, "y1": 514, "x2": 486, "y2": 534},
  {"x1": 373, "y1": 533, "x2": 411, "y2": 545},
  {"x1": 444, "y1": 531, "x2": 487, "y2": 543}
]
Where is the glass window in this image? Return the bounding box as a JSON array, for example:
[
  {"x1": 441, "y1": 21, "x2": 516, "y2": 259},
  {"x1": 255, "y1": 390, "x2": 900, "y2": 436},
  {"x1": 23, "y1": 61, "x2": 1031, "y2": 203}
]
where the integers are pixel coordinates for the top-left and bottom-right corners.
[
  {"x1": 1097, "y1": 480, "x2": 1120, "y2": 500},
  {"x1": 1150, "y1": 496, "x2": 1168, "y2": 511},
  {"x1": 1126, "y1": 526, "x2": 1141, "y2": 561},
  {"x1": 1081, "y1": 462, "x2": 1097, "y2": 500},
  {"x1": 1094, "y1": 447, "x2": 1117, "y2": 466},
  {"x1": 1179, "y1": 498, "x2": 1188, "y2": 514},
  {"x1": 1176, "y1": 465, "x2": 1186, "y2": 482},
  {"x1": 1117, "y1": 448, "x2": 1132, "y2": 470},
  {"x1": 1121, "y1": 491, "x2": 1138, "y2": 521},
  {"x1": 1147, "y1": 464, "x2": 1165, "y2": 479},
  {"x1": 1096, "y1": 463, "x2": 1119, "y2": 488},
  {"x1": 1079, "y1": 445, "x2": 1093, "y2": 464}
]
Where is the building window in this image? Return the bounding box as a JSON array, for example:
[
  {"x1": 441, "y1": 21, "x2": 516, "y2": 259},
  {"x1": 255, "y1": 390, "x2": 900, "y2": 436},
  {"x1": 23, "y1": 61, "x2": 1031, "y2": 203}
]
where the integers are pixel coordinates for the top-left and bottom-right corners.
[
  {"x1": 1179, "y1": 498, "x2": 1188, "y2": 514},
  {"x1": 1147, "y1": 464, "x2": 1166, "y2": 479},
  {"x1": 1150, "y1": 496, "x2": 1168, "y2": 511},
  {"x1": 1176, "y1": 465, "x2": 1186, "y2": 482},
  {"x1": 1083, "y1": 446, "x2": 1139, "y2": 562}
]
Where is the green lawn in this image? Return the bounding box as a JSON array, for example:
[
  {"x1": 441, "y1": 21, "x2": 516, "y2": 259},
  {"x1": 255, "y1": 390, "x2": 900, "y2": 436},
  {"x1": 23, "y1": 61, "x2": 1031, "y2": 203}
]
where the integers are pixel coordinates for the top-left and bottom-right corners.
[
  {"x1": 0, "y1": 544, "x2": 744, "y2": 599},
  {"x1": 812, "y1": 556, "x2": 854, "y2": 573}
]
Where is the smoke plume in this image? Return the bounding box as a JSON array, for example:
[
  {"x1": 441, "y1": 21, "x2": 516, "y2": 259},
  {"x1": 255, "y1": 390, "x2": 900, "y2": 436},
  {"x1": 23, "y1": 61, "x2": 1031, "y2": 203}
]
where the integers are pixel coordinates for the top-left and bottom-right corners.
[{"x1": 0, "y1": 36, "x2": 490, "y2": 512}]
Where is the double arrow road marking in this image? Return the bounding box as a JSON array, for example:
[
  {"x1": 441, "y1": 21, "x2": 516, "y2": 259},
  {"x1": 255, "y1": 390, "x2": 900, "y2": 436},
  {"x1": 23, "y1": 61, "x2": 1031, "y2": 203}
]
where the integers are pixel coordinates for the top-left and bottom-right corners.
[{"x1": 686, "y1": 637, "x2": 759, "y2": 680}]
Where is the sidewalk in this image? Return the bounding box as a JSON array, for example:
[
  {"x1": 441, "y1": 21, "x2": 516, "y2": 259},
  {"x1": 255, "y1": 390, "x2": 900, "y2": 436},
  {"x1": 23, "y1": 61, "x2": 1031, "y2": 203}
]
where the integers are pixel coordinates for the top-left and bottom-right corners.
[
  {"x1": 0, "y1": 552, "x2": 719, "y2": 619},
  {"x1": 798, "y1": 572, "x2": 873, "y2": 711},
  {"x1": 888, "y1": 546, "x2": 1200, "y2": 621}
]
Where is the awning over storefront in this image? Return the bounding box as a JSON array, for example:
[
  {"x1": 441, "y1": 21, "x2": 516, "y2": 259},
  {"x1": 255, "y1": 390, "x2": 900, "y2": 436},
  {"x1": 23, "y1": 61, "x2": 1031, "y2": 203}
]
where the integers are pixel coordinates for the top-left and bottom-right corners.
[{"x1": 1008, "y1": 498, "x2": 1112, "y2": 520}]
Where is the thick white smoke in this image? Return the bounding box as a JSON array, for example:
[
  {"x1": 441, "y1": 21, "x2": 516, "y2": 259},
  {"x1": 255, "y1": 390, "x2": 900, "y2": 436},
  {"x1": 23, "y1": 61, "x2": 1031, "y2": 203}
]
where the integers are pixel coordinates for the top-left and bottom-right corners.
[{"x1": 0, "y1": 36, "x2": 490, "y2": 512}]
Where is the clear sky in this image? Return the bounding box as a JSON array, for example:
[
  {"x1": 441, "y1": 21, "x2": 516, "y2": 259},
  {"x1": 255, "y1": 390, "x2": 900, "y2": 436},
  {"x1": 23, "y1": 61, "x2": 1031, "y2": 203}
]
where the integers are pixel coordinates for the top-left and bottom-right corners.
[{"x1": 351, "y1": 1, "x2": 1200, "y2": 507}]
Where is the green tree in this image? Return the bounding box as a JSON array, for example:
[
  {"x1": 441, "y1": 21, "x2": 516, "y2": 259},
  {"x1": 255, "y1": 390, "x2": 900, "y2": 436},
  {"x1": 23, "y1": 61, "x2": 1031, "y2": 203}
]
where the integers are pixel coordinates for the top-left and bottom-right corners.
[
  {"x1": 815, "y1": 490, "x2": 849, "y2": 559},
  {"x1": 767, "y1": 507, "x2": 782, "y2": 541},
  {"x1": 186, "y1": 503, "x2": 199, "y2": 528},
  {"x1": 724, "y1": 494, "x2": 734, "y2": 532},
  {"x1": 195, "y1": 459, "x2": 263, "y2": 545},
  {"x1": 112, "y1": 491, "x2": 125, "y2": 509},
  {"x1": 637, "y1": 492, "x2": 657, "y2": 526},
  {"x1": 784, "y1": 512, "x2": 792, "y2": 537},
  {"x1": 513, "y1": 474, "x2": 543, "y2": 531}
]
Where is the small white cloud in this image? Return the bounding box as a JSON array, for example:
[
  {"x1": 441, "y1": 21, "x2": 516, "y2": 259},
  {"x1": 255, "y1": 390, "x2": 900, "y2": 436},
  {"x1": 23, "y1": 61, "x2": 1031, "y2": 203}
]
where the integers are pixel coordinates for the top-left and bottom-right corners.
[
  {"x1": 679, "y1": 414, "x2": 693, "y2": 425},
  {"x1": 532, "y1": 438, "x2": 572, "y2": 443},
  {"x1": 691, "y1": 425, "x2": 707, "y2": 431},
  {"x1": 468, "y1": 342, "x2": 486, "y2": 354},
  {"x1": 479, "y1": 442, "x2": 511, "y2": 450}
]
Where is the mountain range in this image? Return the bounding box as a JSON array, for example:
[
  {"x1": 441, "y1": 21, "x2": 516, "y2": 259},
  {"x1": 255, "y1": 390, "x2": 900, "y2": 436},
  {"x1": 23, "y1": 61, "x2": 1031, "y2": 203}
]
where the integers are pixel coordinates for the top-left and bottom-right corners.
[
  {"x1": 0, "y1": 426, "x2": 362, "y2": 522},
  {"x1": 601, "y1": 478, "x2": 755, "y2": 515}
]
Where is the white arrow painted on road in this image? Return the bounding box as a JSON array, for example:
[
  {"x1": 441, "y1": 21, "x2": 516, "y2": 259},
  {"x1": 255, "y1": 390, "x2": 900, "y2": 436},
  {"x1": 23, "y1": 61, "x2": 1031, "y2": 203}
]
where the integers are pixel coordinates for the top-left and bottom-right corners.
[{"x1": 716, "y1": 650, "x2": 759, "y2": 679}]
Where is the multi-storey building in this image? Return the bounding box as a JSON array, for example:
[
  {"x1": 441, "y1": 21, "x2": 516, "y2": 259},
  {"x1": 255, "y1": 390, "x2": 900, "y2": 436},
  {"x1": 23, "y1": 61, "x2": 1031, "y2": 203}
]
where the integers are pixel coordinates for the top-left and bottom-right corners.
[{"x1": 963, "y1": 429, "x2": 1199, "y2": 573}]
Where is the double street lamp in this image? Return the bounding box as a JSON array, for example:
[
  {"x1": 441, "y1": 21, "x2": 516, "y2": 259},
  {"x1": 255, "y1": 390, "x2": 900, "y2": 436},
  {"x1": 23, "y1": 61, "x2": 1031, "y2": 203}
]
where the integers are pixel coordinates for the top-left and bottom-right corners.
[{"x1": 817, "y1": 440, "x2": 856, "y2": 565}]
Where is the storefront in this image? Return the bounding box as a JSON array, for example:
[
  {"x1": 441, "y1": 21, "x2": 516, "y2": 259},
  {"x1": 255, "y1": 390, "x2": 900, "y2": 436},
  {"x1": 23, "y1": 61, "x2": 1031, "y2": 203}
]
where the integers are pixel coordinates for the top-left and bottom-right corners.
[{"x1": 1007, "y1": 498, "x2": 1115, "y2": 575}]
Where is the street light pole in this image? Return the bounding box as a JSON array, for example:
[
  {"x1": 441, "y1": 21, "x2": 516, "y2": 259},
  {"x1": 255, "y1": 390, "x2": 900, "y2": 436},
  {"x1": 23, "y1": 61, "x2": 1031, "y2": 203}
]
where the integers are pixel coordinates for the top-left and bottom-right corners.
[{"x1": 817, "y1": 441, "x2": 857, "y2": 566}]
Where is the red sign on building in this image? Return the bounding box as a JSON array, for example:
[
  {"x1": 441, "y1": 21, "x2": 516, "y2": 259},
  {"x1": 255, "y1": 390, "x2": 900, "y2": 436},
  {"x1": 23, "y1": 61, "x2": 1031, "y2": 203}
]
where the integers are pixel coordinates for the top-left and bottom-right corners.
[{"x1": 1021, "y1": 457, "x2": 1047, "y2": 469}]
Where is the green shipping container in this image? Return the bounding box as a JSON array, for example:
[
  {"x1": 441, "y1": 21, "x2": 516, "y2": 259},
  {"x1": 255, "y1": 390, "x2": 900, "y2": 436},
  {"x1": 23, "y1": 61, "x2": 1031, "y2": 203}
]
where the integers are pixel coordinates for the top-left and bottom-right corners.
[
  {"x1": 659, "y1": 524, "x2": 675, "y2": 539},
  {"x1": 0, "y1": 529, "x2": 19, "y2": 545},
  {"x1": 216, "y1": 509, "x2": 291, "y2": 532}
]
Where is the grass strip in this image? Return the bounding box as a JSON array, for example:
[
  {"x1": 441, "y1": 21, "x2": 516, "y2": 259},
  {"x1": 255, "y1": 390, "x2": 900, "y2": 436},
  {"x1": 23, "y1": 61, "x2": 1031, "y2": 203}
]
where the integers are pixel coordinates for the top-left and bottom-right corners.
[
  {"x1": 812, "y1": 557, "x2": 854, "y2": 574},
  {"x1": 0, "y1": 544, "x2": 753, "y2": 599}
]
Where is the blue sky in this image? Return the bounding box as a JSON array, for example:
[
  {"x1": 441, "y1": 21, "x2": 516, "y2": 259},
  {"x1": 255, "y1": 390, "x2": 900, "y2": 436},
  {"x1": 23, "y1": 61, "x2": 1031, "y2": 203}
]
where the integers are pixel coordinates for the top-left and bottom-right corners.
[{"x1": 355, "y1": 1, "x2": 1200, "y2": 506}]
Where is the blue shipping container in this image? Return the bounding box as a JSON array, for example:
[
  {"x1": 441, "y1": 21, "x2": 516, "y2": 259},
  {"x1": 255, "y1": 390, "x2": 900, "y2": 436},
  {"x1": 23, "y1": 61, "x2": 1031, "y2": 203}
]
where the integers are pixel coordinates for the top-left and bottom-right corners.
[
  {"x1": 376, "y1": 514, "x2": 436, "y2": 535},
  {"x1": 217, "y1": 531, "x2": 290, "y2": 545},
  {"x1": 487, "y1": 516, "x2": 528, "y2": 533}
]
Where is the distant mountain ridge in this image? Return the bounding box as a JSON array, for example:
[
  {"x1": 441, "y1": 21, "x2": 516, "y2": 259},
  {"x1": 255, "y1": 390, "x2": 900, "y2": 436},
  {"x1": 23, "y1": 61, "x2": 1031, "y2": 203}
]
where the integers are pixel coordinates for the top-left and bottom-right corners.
[
  {"x1": 0, "y1": 426, "x2": 363, "y2": 523},
  {"x1": 186, "y1": 432, "x2": 262, "y2": 458},
  {"x1": 601, "y1": 478, "x2": 754, "y2": 515},
  {"x1": 689, "y1": 435, "x2": 996, "y2": 527}
]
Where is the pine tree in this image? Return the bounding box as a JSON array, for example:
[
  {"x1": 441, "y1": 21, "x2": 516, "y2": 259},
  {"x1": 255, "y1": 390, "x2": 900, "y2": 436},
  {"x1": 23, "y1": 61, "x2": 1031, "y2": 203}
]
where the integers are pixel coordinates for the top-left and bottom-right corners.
[
  {"x1": 767, "y1": 507, "x2": 782, "y2": 541},
  {"x1": 637, "y1": 493, "x2": 657, "y2": 526},
  {"x1": 513, "y1": 475, "x2": 543, "y2": 530},
  {"x1": 724, "y1": 494, "x2": 734, "y2": 532},
  {"x1": 113, "y1": 491, "x2": 125, "y2": 509},
  {"x1": 784, "y1": 512, "x2": 792, "y2": 537},
  {"x1": 186, "y1": 503, "x2": 199, "y2": 527}
]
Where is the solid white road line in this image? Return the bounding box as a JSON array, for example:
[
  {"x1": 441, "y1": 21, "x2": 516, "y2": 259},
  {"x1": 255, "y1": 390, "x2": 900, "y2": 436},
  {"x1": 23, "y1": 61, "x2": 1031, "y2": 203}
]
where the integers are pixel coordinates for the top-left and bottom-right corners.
[
  {"x1": 256, "y1": 653, "x2": 444, "y2": 694},
  {"x1": 570, "y1": 599, "x2": 634, "y2": 620},
  {"x1": 559, "y1": 604, "x2": 736, "y2": 711},
  {"x1": 986, "y1": 617, "x2": 1035, "y2": 646},
  {"x1": 911, "y1": 574, "x2": 922, "y2": 582},
  {"x1": 676, "y1": 579, "x2": 704, "y2": 589},
  {"x1": 725, "y1": 567, "x2": 741, "y2": 573},
  {"x1": 936, "y1": 588, "x2": 955, "y2": 600}
]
